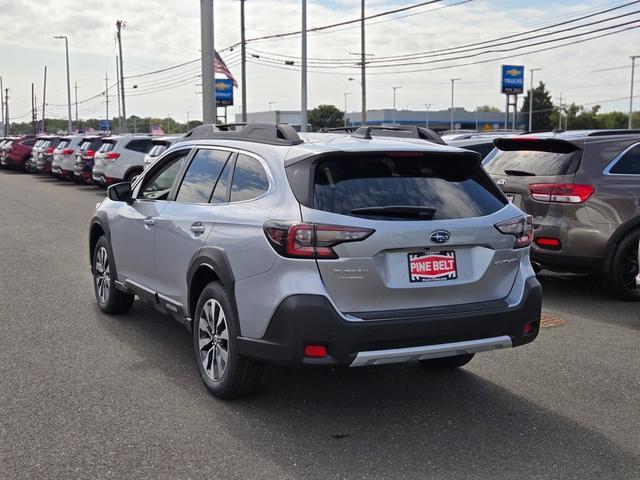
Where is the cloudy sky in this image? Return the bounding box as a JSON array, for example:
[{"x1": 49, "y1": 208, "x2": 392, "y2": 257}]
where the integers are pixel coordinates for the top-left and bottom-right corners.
[{"x1": 0, "y1": 0, "x2": 638, "y2": 123}]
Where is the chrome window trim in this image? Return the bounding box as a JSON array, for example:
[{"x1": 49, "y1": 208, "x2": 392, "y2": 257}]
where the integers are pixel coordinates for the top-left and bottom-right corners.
[{"x1": 603, "y1": 141, "x2": 640, "y2": 176}]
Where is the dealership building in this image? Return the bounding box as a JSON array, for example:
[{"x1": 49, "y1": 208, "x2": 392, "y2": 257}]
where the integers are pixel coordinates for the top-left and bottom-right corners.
[{"x1": 235, "y1": 108, "x2": 527, "y2": 131}]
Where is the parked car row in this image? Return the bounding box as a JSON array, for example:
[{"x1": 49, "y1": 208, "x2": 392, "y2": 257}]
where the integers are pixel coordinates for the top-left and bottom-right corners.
[{"x1": 0, "y1": 132, "x2": 183, "y2": 186}]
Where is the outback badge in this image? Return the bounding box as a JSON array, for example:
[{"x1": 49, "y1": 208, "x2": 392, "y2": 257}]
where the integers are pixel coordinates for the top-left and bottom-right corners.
[{"x1": 429, "y1": 230, "x2": 451, "y2": 244}]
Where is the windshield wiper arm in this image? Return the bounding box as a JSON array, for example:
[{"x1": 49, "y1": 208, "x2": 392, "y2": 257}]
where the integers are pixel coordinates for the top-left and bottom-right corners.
[
  {"x1": 503, "y1": 169, "x2": 536, "y2": 176},
  {"x1": 350, "y1": 206, "x2": 436, "y2": 220}
]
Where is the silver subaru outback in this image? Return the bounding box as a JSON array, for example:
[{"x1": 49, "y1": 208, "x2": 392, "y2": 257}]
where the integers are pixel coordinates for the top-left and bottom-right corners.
[{"x1": 89, "y1": 123, "x2": 541, "y2": 398}]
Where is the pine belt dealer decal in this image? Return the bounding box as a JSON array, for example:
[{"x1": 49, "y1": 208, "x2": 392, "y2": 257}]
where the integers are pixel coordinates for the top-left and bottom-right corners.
[{"x1": 408, "y1": 251, "x2": 458, "y2": 282}]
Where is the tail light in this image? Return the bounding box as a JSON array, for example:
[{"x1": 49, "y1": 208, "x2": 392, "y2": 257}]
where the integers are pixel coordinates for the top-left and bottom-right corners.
[
  {"x1": 529, "y1": 184, "x2": 594, "y2": 203},
  {"x1": 264, "y1": 221, "x2": 374, "y2": 259},
  {"x1": 85, "y1": 149, "x2": 95, "y2": 158},
  {"x1": 495, "y1": 215, "x2": 533, "y2": 248},
  {"x1": 62, "y1": 148, "x2": 74, "y2": 155},
  {"x1": 104, "y1": 152, "x2": 121, "y2": 162},
  {"x1": 535, "y1": 237, "x2": 561, "y2": 250},
  {"x1": 46, "y1": 147, "x2": 54, "y2": 155}
]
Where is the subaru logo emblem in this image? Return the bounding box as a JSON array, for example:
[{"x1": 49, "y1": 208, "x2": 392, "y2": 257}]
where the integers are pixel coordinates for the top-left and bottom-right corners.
[
  {"x1": 497, "y1": 179, "x2": 507, "y2": 186},
  {"x1": 429, "y1": 230, "x2": 451, "y2": 244}
]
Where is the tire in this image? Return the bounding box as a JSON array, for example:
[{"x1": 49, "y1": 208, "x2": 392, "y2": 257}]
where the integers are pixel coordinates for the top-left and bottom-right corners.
[
  {"x1": 92, "y1": 236, "x2": 135, "y2": 314},
  {"x1": 192, "y1": 282, "x2": 264, "y2": 399},
  {"x1": 605, "y1": 230, "x2": 640, "y2": 301},
  {"x1": 23, "y1": 158, "x2": 34, "y2": 173},
  {"x1": 419, "y1": 353, "x2": 475, "y2": 370},
  {"x1": 124, "y1": 169, "x2": 142, "y2": 183}
]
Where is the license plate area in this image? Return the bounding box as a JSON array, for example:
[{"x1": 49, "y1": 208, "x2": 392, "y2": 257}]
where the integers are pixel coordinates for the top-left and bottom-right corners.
[{"x1": 408, "y1": 251, "x2": 457, "y2": 283}]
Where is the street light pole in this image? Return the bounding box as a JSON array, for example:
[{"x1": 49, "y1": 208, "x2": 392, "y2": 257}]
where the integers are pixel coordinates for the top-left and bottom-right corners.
[
  {"x1": 450, "y1": 78, "x2": 460, "y2": 131},
  {"x1": 268, "y1": 101, "x2": 277, "y2": 112},
  {"x1": 529, "y1": 68, "x2": 542, "y2": 132},
  {"x1": 392, "y1": 86, "x2": 402, "y2": 125},
  {"x1": 53, "y1": 35, "x2": 72, "y2": 133},
  {"x1": 360, "y1": 0, "x2": 366, "y2": 126},
  {"x1": 300, "y1": 0, "x2": 308, "y2": 132},
  {"x1": 629, "y1": 55, "x2": 639, "y2": 129},
  {"x1": 240, "y1": 0, "x2": 247, "y2": 122},
  {"x1": 424, "y1": 103, "x2": 432, "y2": 129},
  {"x1": 343, "y1": 92, "x2": 351, "y2": 127}
]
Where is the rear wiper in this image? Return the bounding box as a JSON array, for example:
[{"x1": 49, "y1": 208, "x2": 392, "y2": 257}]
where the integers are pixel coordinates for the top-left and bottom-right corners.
[
  {"x1": 503, "y1": 169, "x2": 536, "y2": 176},
  {"x1": 350, "y1": 206, "x2": 436, "y2": 220}
]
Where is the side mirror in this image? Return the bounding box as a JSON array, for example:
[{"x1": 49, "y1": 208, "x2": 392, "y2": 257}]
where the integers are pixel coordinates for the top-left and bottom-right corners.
[{"x1": 108, "y1": 182, "x2": 133, "y2": 204}]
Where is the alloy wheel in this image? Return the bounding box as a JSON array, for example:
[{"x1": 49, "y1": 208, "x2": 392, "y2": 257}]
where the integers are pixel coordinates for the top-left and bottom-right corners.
[
  {"x1": 198, "y1": 299, "x2": 229, "y2": 381},
  {"x1": 94, "y1": 246, "x2": 111, "y2": 304},
  {"x1": 620, "y1": 238, "x2": 640, "y2": 294}
]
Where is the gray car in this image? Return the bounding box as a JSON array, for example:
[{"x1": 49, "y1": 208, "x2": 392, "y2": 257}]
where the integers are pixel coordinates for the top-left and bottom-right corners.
[
  {"x1": 484, "y1": 129, "x2": 640, "y2": 299},
  {"x1": 89, "y1": 123, "x2": 541, "y2": 398}
]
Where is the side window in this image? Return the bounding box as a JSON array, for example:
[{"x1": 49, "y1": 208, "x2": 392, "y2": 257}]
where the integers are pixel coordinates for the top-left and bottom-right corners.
[
  {"x1": 229, "y1": 154, "x2": 270, "y2": 202},
  {"x1": 139, "y1": 151, "x2": 190, "y2": 200},
  {"x1": 126, "y1": 139, "x2": 153, "y2": 153},
  {"x1": 610, "y1": 144, "x2": 640, "y2": 175},
  {"x1": 23, "y1": 139, "x2": 36, "y2": 147},
  {"x1": 176, "y1": 149, "x2": 231, "y2": 203},
  {"x1": 210, "y1": 156, "x2": 234, "y2": 204}
]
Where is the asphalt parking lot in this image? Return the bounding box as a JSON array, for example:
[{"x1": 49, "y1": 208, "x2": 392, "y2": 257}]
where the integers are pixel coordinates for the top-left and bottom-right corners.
[{"x1": 0, "y1": 169, "x2": 639, "y2": 480}]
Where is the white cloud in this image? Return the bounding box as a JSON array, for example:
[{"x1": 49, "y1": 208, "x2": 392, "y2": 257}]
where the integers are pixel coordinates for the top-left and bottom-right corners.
[{"x1": 0, "y1": 0, "x2": 637, "y2": 122}]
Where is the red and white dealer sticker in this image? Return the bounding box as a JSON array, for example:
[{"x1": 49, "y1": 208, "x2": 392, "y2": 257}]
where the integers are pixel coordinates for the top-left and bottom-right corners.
[{"x1": 408, "y1": 251, "x2": 457, "y2": 282}]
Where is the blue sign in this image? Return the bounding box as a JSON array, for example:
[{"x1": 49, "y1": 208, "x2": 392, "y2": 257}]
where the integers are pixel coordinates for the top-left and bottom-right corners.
[
  {"x1": 501, "y1": 65, "x2": 525, "y2": 94},
  {"x1": 99, "y1": 119, "x2": 112, "y2": 131},
  {"x1": 215, "y1": 79, "x2": 234, "y2": 106}
]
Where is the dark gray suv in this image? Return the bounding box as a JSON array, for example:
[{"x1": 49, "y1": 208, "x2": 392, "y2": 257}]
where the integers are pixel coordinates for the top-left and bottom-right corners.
[{"x1": 484, "y1": 130, "x2": 640, "y2": 299}]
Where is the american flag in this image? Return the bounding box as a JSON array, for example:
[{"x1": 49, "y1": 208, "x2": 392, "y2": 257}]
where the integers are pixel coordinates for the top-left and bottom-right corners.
[
  {"x1": 150, "y1": 125, "x2": 166, "y2": 136},
  {"x1": 215, "y1": 50, "x2": 238, "y2": 87}
]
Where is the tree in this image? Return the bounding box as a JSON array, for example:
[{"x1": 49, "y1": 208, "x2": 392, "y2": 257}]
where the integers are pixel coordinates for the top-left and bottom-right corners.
[
  {"x1": 308, "y1": 104, "x2": 344, "y2": 131},
  {"x1": 520, "y1": 81, "x2": 554, "y2": 131},
  {"x1": 476, "y1": 105, "x2": 500, "y2": 112}
]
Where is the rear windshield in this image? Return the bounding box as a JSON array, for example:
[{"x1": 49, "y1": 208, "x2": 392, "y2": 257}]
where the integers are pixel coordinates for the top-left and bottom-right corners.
[
  {"x1": 57, "y1": 140, "x2": 70, "y2": 149},
  {"x1": 484, "y1": 141, "x2": 582, "y2": 176},
  {"x1": 312, "y1": 153, "x2": 505, "y2": 220},
  {"x1": 148, "y1": 144, "x2": 168, "y2": 157},
  {"x1": 98, "y1": 142, "x2": 115, "y2": 153}
]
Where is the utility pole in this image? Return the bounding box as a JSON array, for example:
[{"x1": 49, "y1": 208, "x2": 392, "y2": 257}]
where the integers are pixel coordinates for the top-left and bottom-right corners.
[
  {"x1": 450, "y1": 78, "x2": 460, "y2": 131},
  {"x1": 343, "y1": 92, "x2": 351, "y2": 127},
  {"x1": 53, "y1": 35, "x2": 72, "y2": 133},
  {"x1": 629, "y1": 55, "x2": 639, "y2": 129},
  {"x1": 392, "y1": 86, "x2": 401, "y2": 125},
  {"x1": 105, "y1": 74, "x2": 109, "y2": 129},
  {"x1": 528, "y1": 68, "x2": 542, "y2": 131},
  {"x1": 116, "y1": 20, "x2": 127, "y2": 133},
  {"x1": 360, "y1": 0, "x2": 367, "y2": 126},
  {"x1": 200, "y1": 0, "x2": 216, "y2": 124},
  {"x1": 557, "y1": 93, "x2": 563, "y2": 130},
  {"x1": 116, "y1": 56, "x2": 122, "y2": 132},
  {"x1": 300, "y1": 0, "x2": 308, "y2": 132},
  {"x1": 74, "y1": 82, "x2": 78, "y2": 132},
  {"x1": 240, "y1": 0, "x2": 247, "y2": 122},
  {"x1": 424, "y1": 103, "x2": 432, "y2": 128},
  {"x1": 0, "y1": 76, "x2": 3, "y2": 134},
  {"x1": 42, "y1": 66, "x2": 47, "y2": 133},
  {"x1": 4, "y1": 88, "x2": 9, "y2": 136},
  {"x1": 31, "y1": 83, "x2": 36, "y2": 134}
]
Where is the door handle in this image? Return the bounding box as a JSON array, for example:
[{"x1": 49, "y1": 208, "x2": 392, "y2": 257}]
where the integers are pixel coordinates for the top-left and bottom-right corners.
[
  {"x1": 190, "y1": 223, "x2": 206, "y2": 235},
  {"x1": 144, "y1": 218, "x2": 155, "y2": 226}
]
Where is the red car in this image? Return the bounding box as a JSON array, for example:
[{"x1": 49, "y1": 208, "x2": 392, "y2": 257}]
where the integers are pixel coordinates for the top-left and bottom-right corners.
[{"x1": 0, "y1": 135, "x2": 37, "y2": 170}]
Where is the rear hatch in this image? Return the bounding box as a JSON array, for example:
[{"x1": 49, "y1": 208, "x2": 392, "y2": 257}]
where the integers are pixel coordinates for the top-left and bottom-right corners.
[
  {"x1": 93, "y1": 139, "x2": 116, "y2": 167},
  {"x1": 484, "y1": 138, "x2": 584, "y2": 219},
  {"x1": 285, "y1": 150, "x2": 524, "y2": 315}
]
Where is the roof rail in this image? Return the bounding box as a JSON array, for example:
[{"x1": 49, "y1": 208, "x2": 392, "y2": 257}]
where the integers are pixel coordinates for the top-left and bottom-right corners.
[
  {"x1": 587, "y1": 129, "x2": 640, "y2": 137},
  {"x1": 319, "y1": 126, "x2": 357, "y2": 133},
  {"x1": 351, "y1": 125, "x2": 446, "y2": 145},
  {"x1": 183, "y1": 122, "x2": 303, "y2": 145}
]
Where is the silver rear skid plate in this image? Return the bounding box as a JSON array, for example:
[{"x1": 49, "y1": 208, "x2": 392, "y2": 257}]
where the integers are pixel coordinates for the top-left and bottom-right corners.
[{"x1": 350, "y1": 335, "x2": 513, "y2": 367}]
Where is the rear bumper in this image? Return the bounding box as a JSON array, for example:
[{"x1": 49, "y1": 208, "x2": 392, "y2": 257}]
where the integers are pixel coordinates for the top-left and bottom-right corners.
[{"x1": 236, "y1": 276, "x2": 542, "y2": 367}]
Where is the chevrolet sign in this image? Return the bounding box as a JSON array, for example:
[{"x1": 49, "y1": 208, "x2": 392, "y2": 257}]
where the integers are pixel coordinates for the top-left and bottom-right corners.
[{"x1": 501, "y1": 65, "x2": 525, "y2": 94}]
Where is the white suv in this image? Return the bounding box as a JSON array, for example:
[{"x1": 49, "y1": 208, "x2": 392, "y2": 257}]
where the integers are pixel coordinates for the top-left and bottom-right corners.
[{"x1": 92, "y1": 135, "x2": 154, "y2": 186}]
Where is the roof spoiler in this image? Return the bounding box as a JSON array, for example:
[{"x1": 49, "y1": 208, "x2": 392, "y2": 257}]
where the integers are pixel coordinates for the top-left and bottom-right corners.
[{"x1": 493, "y1": 137, "x2": 581, "y2": 153}]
